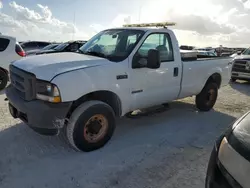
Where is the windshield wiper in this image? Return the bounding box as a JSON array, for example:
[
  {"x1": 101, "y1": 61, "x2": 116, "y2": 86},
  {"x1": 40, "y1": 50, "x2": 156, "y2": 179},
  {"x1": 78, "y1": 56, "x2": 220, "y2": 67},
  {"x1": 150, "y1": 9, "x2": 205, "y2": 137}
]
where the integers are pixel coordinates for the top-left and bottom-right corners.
[
  {"x1": 78, "y1": 49, "x2": 113, "y2": 61},
  {"x1": 83, "y1": 51, "x2": 108, "y2": 59}
]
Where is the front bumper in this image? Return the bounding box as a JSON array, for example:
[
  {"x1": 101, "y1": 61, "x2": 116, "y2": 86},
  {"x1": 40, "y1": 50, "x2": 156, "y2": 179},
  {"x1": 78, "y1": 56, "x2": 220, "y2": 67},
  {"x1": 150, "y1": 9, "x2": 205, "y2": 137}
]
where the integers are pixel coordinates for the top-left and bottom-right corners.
[
  {"x1": 231, "y1": 72, "x2": 250, "y2": 81},
  {"x1": 6, "y1": 85, "x2": 72, "y2": 135},
  {"x1": 206, "y1": 138, "x2": 243, "y2": 188}
]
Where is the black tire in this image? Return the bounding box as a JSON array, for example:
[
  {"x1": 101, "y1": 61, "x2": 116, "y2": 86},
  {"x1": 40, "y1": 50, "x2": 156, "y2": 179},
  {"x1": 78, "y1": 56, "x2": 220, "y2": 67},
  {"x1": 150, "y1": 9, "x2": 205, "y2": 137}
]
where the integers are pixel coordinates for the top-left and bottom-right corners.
[
  {"x1": 195, "y1": 83, "x2": 218, "y2": 111},
  {"x1": 66, "y1": 100, "x2": 116, "y2": 152},
  {"x1": 0, "y1": 69, "x2": 8, "y2": 91},
  {"x1": 231, "y1": 78, "x2": 236, "y2": 82}
]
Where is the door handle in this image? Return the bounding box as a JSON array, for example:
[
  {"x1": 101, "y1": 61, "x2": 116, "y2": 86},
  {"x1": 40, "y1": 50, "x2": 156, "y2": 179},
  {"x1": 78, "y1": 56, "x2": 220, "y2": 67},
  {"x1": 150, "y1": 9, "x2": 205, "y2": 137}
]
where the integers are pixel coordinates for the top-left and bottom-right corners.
[{"x1": 174, "y1": 67, "x2": 178, "y2": 77}]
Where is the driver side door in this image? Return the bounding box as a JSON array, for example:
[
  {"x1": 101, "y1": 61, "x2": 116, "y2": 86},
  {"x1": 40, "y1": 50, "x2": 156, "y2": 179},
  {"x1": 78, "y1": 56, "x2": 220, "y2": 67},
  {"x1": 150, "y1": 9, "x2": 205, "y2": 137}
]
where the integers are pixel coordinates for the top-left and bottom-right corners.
[{"x1": 129, "y1": 32, "x2": 181, "y2": 110}]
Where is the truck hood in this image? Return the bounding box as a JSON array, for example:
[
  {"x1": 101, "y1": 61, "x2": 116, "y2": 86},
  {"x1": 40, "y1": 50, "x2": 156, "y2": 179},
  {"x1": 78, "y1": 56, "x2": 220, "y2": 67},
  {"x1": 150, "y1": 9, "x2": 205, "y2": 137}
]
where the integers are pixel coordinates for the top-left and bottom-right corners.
[
  {"x1": 234, "y1": 54, "x2": 250, "y2": 60},
  {"x1": 13, "y1": 52, "x2": 111, "y2": 80}
]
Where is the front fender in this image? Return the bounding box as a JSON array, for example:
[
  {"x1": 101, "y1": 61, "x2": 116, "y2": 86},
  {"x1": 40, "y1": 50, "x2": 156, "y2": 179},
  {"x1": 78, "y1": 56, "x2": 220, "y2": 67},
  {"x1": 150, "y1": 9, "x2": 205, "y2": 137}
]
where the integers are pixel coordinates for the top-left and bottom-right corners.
[{"x1": 50, "y1": 64, "x2": 131, "y2": 115}]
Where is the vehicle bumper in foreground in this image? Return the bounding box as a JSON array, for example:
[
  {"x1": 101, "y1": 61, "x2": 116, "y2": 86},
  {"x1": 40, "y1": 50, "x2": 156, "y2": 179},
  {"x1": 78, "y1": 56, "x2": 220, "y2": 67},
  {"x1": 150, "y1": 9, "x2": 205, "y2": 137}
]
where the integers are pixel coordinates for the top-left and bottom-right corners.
[
  {"x1": 6, "y1": 85, "x2": 72, "y2": 136},
  {"x1": 231, "y1": 72, "x2": 250, "y2": 81},
  {"x1": 205, "y1": 136, "x2": 242, "y2": 188}
]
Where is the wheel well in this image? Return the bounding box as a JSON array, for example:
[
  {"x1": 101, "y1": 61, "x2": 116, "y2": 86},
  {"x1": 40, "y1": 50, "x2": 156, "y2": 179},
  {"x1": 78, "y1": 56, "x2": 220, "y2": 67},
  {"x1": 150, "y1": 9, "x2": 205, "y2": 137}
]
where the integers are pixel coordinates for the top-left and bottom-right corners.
[
  {"x1": 67, "y1": 90, "x2": 122, "y2": 118},
  {"x1": 206, "y1": 73, "x2": 222, "y2": 88},
  {"x1": 0, "y1": 67, "x2": 8, "y2": 75}
]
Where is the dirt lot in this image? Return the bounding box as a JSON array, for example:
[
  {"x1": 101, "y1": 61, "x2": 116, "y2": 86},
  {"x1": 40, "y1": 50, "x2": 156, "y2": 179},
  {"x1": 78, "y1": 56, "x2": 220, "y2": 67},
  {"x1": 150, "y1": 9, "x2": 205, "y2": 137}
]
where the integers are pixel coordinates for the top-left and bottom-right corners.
[{"x1": 0, "y1": 81, "x2": 249, "y2": 188}]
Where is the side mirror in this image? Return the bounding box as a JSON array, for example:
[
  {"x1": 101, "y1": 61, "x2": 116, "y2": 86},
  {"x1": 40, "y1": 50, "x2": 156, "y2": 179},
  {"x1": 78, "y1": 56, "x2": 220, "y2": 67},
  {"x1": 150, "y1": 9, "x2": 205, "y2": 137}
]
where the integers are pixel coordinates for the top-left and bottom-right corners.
[
  {"x1": 132, "y1": 49, "x2": 161, "y2": 69},
  {"x1": 147, "y1": 49, "x2": 161, "y2": 69},
  {"x1": 237, "y1": 51, "x2": 241, "y2": 55}
]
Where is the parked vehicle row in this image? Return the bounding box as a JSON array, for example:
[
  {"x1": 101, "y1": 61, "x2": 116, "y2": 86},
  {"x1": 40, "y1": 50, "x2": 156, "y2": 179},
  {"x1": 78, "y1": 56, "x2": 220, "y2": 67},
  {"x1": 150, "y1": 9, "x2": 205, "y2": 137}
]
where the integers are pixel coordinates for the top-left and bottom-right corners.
[
  {"x1": 20, "y1": 41, "x2": 52, "y2": 52},
  {"x1": 26, "y1": 43, "x2": 60, "y2": 56},
  {"x1": 5, "y1": 22, "x2": 232, "y2": 152},
  {"x1": 36, "y1": 40, "x2": 87, "y2": 55},
  {"x1": 197, "y1": 50, "x2": 217, "y2": 58}
]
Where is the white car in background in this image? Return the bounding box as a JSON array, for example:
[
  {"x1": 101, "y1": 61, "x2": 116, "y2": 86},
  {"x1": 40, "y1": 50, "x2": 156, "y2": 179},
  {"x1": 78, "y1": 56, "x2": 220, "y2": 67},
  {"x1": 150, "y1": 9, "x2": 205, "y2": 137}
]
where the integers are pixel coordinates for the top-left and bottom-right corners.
[{"x1": 0, "y1": 35, "x2": 25, "y2": 90}]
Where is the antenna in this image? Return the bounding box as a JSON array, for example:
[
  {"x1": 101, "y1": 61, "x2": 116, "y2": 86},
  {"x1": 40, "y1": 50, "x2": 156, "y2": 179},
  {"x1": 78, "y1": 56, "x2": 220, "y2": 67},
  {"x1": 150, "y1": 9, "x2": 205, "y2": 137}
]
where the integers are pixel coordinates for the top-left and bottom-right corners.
[{"x1": 123, "y1": 22, "x2": 176, "y2": 28}]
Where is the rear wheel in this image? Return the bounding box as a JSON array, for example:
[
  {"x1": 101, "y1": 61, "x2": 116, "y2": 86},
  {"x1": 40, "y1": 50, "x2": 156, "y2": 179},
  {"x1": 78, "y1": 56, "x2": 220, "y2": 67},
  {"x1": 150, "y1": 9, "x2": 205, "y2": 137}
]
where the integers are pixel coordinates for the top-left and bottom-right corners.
[
  {"x1": 0, "y1": 69, "x2": 8, "y2": 91},
  {"x1": 66, "y1": 101, "x2": 116, "y2": 152},
  {"x1": 195, "y1": 83, "x2": 218, "y2": 111}
]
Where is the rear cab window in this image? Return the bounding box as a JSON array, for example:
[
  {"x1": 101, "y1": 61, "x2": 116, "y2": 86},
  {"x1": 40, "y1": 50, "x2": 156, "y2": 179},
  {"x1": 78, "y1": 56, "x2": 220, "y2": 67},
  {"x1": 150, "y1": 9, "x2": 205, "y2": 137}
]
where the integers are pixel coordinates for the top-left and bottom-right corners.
[{"x1": 0, "y1": 38, "x2": 10, "y2": 52}]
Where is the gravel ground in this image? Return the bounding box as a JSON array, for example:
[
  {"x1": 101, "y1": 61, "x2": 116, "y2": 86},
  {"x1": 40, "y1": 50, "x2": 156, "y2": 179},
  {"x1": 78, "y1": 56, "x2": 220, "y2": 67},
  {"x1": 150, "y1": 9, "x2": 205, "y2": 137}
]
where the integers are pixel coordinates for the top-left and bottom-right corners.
[{"x1": 0, "y1": 81, "x2": 249, "y2": 188}]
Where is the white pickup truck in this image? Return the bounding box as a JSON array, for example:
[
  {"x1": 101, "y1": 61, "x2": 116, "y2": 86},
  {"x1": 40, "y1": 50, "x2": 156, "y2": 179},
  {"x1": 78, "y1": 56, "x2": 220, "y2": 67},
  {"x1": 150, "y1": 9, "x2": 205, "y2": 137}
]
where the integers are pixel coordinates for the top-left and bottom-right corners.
[
  {"x1": 231, "y1": 47, "x2": 250, "y2": 82},
  {"x1": 6, "y1": 22, "x2": 232, "y2": 152}
]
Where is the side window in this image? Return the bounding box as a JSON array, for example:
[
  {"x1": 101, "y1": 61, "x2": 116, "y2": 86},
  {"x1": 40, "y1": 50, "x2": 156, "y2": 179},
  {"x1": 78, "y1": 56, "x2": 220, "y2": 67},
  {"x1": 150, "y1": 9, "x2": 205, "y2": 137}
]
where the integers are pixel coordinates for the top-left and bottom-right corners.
[
  {"x1": 37, "y1": 42, "x2": 48, "y2": 48},
  {"x1": 68, "y1": 43, "x2": 79, "y2": 52},
  {"x1": 0, "y1": 38, "x2": 10, "y2": 52},
  {"x1": 23, "y1": 42, "x2": 38, "y2": 49},
  {"x1": 138, "y1": 33, "x2": 174, "y2": 62},
  {"x1": 30, "y1": 42, "x2": 38, "y2": 48}
]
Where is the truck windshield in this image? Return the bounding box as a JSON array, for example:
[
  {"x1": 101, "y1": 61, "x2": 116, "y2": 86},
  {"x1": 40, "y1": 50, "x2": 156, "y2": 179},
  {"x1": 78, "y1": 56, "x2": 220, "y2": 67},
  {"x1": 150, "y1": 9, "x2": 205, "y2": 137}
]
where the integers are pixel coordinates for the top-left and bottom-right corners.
[{"x1": 79, "y1": 29, "x2": 145, "y2": 62}]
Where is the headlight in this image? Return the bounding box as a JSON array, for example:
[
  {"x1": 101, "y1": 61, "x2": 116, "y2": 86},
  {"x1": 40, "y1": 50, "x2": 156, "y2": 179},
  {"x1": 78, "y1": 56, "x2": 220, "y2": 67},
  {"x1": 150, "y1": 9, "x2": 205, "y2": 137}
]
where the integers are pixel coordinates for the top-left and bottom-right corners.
[
  {"x1": 36, "y1": 80, "x2": 61, "y2": 103},
  {"x1": 228, "y1": 59, "x2": 234, "y2": 66},
  {"x1": 232, "y1": 111, "x2": 250, "y2": 130}
]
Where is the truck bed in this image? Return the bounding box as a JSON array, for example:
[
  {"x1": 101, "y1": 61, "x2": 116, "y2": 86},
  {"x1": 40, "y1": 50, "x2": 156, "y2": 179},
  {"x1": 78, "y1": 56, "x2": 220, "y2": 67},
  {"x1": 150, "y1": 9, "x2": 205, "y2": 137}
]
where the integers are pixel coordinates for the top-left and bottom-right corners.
[
  {"x1": 180, "y1": 49, "x2": 231, "y2": 61},
  {"x1": 182, "y1": 56, "x2": 231, "y2": 62},
  {"x1": 178, "y1": 57, "x2": 232, "y2": 99}
]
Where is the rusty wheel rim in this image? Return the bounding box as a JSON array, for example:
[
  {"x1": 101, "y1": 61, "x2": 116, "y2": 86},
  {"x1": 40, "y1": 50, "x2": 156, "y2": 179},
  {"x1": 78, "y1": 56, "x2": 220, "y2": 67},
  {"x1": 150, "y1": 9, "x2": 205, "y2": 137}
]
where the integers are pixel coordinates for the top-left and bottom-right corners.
[
  {"x1": 206, "y1": 89, "x2": 215, "y2": 105},
  {"x1": 83, "y1": 114, "x2": 108, "y2": 143}
]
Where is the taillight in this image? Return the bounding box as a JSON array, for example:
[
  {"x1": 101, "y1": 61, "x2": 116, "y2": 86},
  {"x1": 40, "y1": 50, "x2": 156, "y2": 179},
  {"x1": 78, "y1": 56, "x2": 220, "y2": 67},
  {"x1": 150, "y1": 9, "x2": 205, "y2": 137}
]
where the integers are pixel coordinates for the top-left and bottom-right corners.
[
  {"x1": 15, "y1": 43, "x2": 26, "y2": 57},
  {"x1": 17, "y1": 51, "x2": 26, "y2": 57}
]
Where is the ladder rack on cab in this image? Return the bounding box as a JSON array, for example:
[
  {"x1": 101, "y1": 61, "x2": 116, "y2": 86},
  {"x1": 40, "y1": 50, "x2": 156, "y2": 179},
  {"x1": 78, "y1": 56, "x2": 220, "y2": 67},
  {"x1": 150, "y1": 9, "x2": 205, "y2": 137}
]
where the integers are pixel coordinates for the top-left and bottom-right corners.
[{"x1": 123, "y1": 22, "x2": 176, "y2": 28}]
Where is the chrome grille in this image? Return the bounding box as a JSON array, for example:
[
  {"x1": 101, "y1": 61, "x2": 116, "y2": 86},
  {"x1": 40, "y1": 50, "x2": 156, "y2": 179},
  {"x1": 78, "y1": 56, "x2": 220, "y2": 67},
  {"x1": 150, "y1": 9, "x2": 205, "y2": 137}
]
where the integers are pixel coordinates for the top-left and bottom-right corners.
[
  {"x1": 232, "y1": 60, "x2": 250, "y2": 73},
  {"x1": 9, "y1": 65, "x2": 36, "y2": 101}
]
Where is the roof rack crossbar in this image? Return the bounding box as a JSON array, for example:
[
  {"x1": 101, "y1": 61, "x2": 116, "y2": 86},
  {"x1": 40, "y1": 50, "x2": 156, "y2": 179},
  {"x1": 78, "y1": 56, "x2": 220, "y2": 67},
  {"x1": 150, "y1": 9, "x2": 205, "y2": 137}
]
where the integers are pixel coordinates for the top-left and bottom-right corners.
[{"x1": 123, "y1": 22, "x2": 176, "y2": 28}]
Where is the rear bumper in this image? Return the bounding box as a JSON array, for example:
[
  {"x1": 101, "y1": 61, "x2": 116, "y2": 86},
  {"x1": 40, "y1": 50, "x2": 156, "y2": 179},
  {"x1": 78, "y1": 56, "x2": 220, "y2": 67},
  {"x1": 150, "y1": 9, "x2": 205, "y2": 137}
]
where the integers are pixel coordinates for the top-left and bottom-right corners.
[
  {"x1": 6, "y1": 85, "x2": 72, "y2": 135},
  {"x1": 206, "y1": 138, "x2": 242, "y2": 188},
  {"x1": 232, "y1": 72, "x2": 250, "y2": 81}
]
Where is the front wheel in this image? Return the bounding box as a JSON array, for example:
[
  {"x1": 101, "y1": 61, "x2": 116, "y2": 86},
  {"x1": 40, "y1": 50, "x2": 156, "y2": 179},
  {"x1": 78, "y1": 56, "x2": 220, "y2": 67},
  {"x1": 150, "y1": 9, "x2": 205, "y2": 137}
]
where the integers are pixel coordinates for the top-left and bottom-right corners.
[
  {"x1": 0, "y1": 69, "x2": 8, "y2": 91},
  {"x1": 66, "y1": 101, "x2": 116, "y2": 152},
  {"x1": 195, "y1": 83, "x2": 218, "y2": 111}
]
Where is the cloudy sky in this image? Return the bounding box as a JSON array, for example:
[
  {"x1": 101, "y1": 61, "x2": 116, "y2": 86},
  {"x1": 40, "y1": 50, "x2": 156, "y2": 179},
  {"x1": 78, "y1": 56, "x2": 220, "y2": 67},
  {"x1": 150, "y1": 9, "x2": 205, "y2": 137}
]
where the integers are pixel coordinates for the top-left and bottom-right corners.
[{"x1": 1, "y1": 0, "x2": 250, "y2": 47}]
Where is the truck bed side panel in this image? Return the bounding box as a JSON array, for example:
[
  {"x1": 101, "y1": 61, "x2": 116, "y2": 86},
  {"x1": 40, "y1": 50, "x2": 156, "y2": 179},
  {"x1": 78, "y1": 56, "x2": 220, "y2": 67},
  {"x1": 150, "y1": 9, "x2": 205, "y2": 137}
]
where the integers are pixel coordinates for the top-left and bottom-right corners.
[{"x1": 178, "y1": 58, "x2": 231, "y2": 98}]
